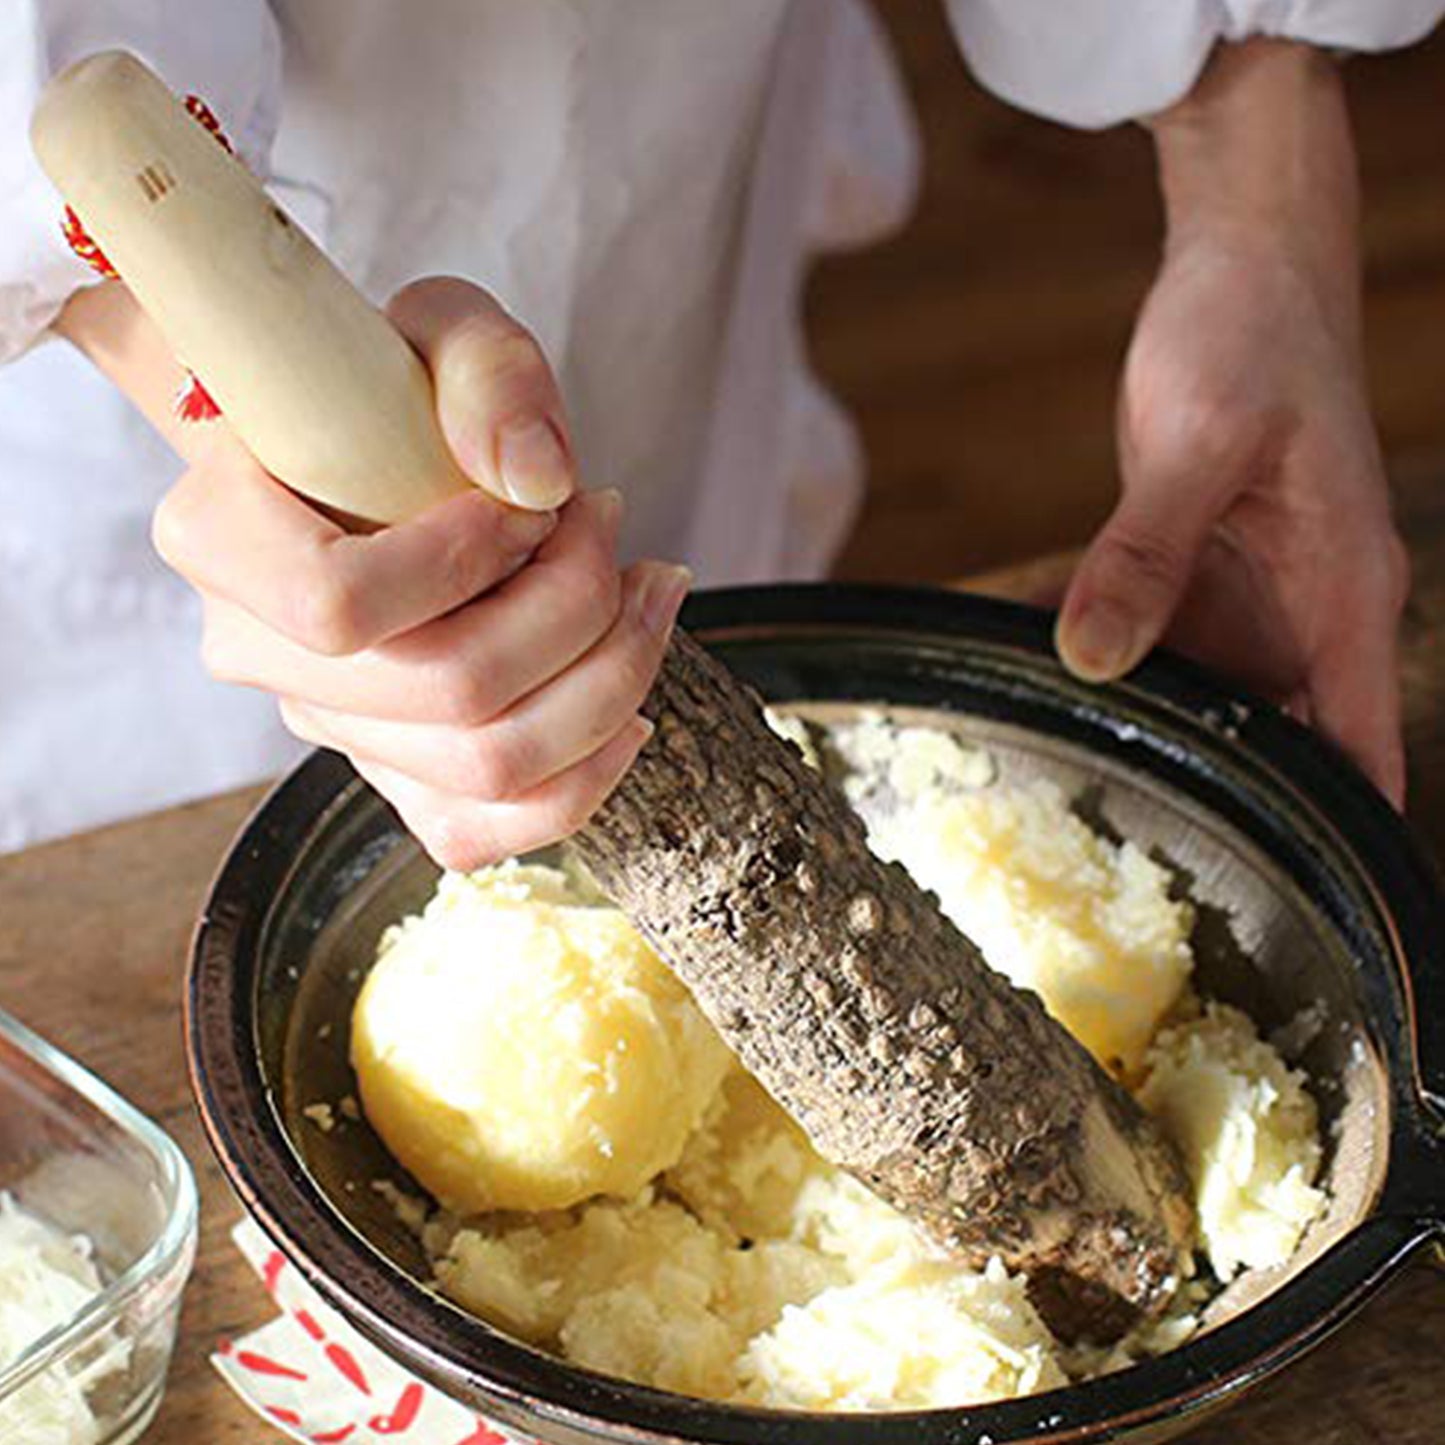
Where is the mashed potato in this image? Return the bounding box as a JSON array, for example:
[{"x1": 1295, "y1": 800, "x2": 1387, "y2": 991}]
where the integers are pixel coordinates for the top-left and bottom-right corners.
[
  {"x1": 1137, "y1": 1002, "x2": 1326, "y2": 1279},
  {"x1": 740, "y1": 1256, "x2": 1068, "y2": 1410},
  {"x1": 835, "y1": 715, "x2": 1194, "y2": 1076},
  {"x1": 426, "y1": 1069, "x2": 1065, "y2": 1408},
  {"x1": 352, "y1": 863, "x2": 732, "y2": 1213},
  {"x1": 356, "y1": 717, "x2": 1327, "y2": 1412},
  {"x1": 431, "y1": 1183, "x2": 841, "y2": 1401}
]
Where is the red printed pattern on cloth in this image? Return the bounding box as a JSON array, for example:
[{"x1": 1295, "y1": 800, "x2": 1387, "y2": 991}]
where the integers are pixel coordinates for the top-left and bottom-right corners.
[{"x1": 216, "y1": 1244, "x2": 519, "y2": 1445}]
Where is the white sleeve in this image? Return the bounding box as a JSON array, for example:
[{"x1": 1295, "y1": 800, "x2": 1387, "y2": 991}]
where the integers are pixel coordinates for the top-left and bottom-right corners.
[
  {"x1": 944, "y1": 1, "x2": 1445, "y2": 130},
  {"x1": 0, "y1": 1, "x2": 282, "y2": 363}
]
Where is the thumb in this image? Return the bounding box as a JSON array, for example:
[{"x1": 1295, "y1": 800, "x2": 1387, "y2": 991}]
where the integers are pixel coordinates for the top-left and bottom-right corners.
[
  {"x1": 1057, "y1": 480, "x2": 1229, "y2": 682},
  {"x1": 386, "y1": 276, "x2": 575, "y2": 511}
]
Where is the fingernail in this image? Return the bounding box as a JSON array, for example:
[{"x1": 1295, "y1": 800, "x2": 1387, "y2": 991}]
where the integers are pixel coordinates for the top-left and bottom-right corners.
[
  {"x1": 1062, "y1": 600, "x2": 1141, "y2": 680},
  {"x1": 497, "y1": 417, "x2": 573, "y2": 509},
  {"x1": 637, "y1": 564, "x2": 692, "y2": 638}
]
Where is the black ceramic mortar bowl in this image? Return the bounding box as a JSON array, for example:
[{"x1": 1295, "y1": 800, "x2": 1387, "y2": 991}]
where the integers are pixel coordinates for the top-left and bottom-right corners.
[{"x1": 188, "y1": 586, "x2": 1445, "y2": 1445}]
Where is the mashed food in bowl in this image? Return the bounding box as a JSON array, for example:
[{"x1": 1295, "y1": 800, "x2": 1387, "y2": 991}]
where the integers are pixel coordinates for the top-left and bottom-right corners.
[
  {"x1": 351, "y1": 714, "x2": 1327, "y2": 1411},
  {"x1": 351, "y1": 863, "x2": 732, "y2": 1214}
]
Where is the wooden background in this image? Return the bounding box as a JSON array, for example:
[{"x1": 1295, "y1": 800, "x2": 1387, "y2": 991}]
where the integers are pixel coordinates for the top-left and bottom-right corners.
[{"x1": 811, "y1": 4, "x2": 1445, "y2": 582}]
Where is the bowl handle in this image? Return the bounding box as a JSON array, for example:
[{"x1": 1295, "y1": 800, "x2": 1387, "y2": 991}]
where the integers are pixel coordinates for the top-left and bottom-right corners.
[{"x1": 1378, "y1": 1093, "x2": 1445, "y2": 1259}]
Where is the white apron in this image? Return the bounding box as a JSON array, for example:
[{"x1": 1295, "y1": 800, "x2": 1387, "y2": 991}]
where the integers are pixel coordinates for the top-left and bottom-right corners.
[{"x1": 1, "y1": 0, "x2": 1435, "y2": 850}]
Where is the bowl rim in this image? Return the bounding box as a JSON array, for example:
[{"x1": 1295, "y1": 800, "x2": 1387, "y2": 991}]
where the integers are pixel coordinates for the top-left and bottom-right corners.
[
  {"x1": 0, "y1": 1006, "x2": 199, "y2": 1404},
  {"x1": 187, "y1": 584, "x2": 1445, "y2": 1444}
]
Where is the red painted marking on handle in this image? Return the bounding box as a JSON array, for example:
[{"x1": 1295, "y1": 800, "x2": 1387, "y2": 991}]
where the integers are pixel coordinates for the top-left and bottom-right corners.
[
  {"x1": 293, "y1": 1307, "x2": 327, "y2": 1343},
  {"x1": 310, "y1": 1428, "x2": 356, "y2": 1443},
  {"x1": 236, "y1": 1349, "x2": 309, "y2": 1382},
  {"x1": 268, "y1": 1406, "x2": 304, "y2": 1426},
  {"x1": 326, "y1": 1341, "x2": 372, "y2": 1396},
  {"x1": 369, "y1": 1382, "x2": 424, "y2": 1433}
]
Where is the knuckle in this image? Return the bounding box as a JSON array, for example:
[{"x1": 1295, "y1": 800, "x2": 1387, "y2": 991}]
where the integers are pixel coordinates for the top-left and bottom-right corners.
[
  {"x1": 435, "y1": 517, "x2": 489, "y2": 597},
  {"x1": 198, "y1": 625, "x2": 237, "y2": 684},
  {"x1": 449, "y1": 319, "x2": 551, "y2": 398},
  {"x1": 276, "y1": 698, "x2": 303, "y2": 734},
  {"x1": 430, "y1": 662, "x2": 501, "y2": 728},
  {"x1": 150, "y1": 485, "x2": 198, "y2": 569},
  {"x1": 283, "y1": 569, "x2": 369, "y2": 656},
  {"x1": 1125, "y1": 369, "x2": 1254, "y2": 479},
  {"x1": 436, "y1": 501, "x2": 522, "y2": 599},
  {"x1": 197, "y1": 602, "x2": 254, "y2": 685},
  {"x1": 276, "y1": 699, "x2": 319, "y2": 746},
  {"x1": 1161, "y1": 391, "x2": 1239, "y2": 463},
  {"x1": 567, "y1": 552, "x2": 622, "y2": 627},
  {"x1": 458, "y1": 726, "x2": 535, "y2": 801},
  {"x1": 1097, "y1": 527, "x2": 1184, "y2": 595},
  {"x1": 484, "y1": 330, "x2": 551, "y2": 388}
]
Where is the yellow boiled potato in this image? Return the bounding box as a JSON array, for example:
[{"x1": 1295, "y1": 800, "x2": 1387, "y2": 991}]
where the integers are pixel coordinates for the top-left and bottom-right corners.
[
  {"x1": 351, "y1": 865, "x2": 733, "y2": 1214},
  {"x1": 849, "y1": 725, "x2": 1194, "y2": 1079}
]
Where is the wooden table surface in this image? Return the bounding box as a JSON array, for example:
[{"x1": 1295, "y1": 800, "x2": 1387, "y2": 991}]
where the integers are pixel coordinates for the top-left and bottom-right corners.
[{"x1": 4, "y1": 475, "x2": 1445, "y2": 1442}]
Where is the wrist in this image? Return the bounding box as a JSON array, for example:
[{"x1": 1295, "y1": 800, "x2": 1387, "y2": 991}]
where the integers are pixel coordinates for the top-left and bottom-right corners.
[{"x1": 1148, "y1": 39, "x2": 1359, "y2": 292}]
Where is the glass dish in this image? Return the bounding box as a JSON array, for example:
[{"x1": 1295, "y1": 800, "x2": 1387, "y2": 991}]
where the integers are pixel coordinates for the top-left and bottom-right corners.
[{"x1": 0, "y1": 1007, "x2": 197, "y2": 1445}]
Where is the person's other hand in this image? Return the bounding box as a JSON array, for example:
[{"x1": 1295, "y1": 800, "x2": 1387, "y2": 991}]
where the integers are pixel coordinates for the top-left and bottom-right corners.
[
  {"x1": 1056, "y1": 40, "x2": 1408, "y2": 805},
  {"x1": 150, "y1": 277, "x2": 688, "y2": 867}
]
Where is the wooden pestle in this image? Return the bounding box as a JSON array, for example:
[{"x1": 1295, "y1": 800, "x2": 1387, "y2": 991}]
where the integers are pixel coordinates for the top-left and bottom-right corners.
[{"x1": 32, "y1": 51, "x2": 1194, "y2": 1342}]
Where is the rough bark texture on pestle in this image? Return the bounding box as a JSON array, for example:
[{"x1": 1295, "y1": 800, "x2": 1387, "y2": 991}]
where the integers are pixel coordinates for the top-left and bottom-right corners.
[{"x1": 570, "y1": 630, "x2": 1195, "y2": 1344}]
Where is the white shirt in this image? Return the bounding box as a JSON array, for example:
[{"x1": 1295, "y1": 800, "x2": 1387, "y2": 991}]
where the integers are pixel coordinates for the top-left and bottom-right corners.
[{"x1": 0, "y1": 0, "x2": 1438, "y2": 851}]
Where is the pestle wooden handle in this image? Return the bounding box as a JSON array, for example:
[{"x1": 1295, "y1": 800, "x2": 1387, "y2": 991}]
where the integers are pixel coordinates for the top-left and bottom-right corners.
[{"x1": 31, "y1": 50, "x2": 471, "y2": 526}]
